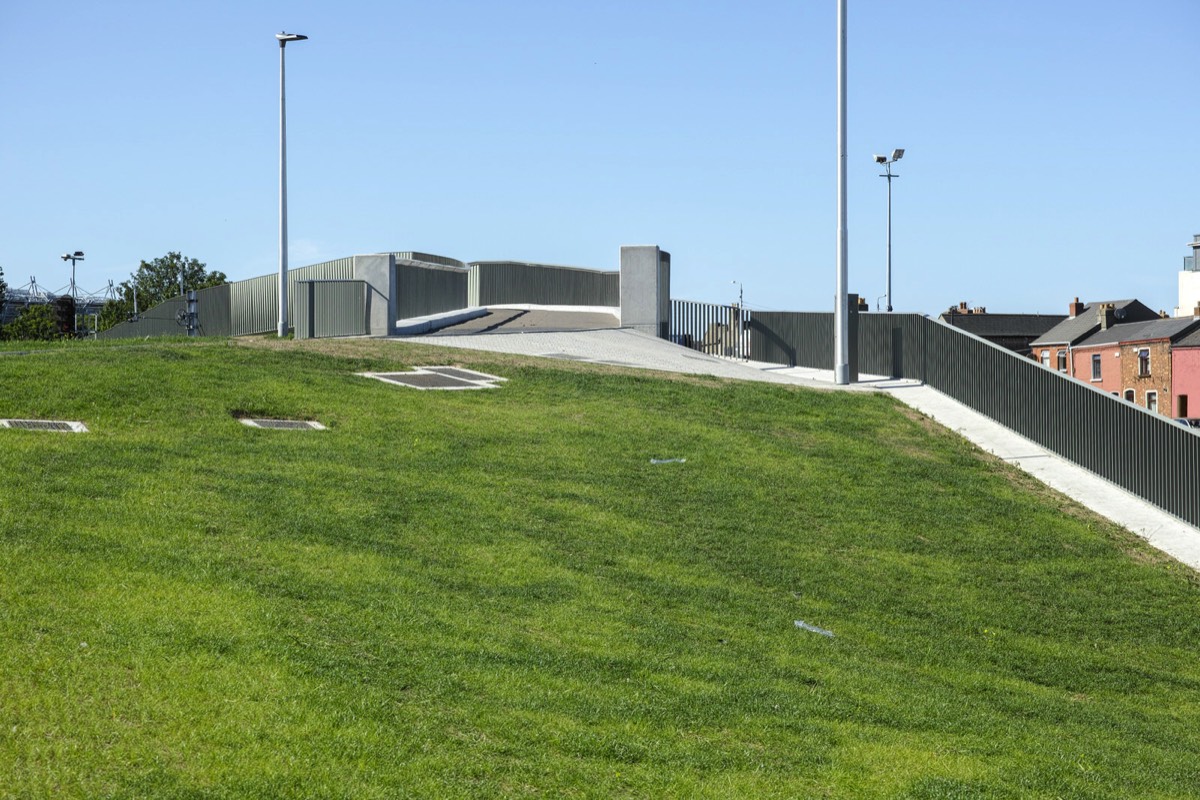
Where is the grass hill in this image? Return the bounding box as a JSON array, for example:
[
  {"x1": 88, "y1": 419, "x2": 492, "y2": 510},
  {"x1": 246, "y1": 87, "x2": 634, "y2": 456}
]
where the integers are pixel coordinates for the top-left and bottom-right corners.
[{"x1": 1, "y1": 337, "x2": 1198, "y2": 798}]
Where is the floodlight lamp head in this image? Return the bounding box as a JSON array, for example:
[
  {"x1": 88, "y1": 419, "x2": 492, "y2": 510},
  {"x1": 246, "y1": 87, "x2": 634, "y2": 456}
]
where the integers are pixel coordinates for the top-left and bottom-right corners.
[
  {"x1": 891, "y1": 148, "x2": 905, "y2": 161},
  {"x1": 276, "y1": 32, "x2": 308, "y2": 45},
  {"x1": 73, "y1": 251, "x2": 84, "y2": 258},
  {"x1": 873, "y1": 154, "x2": 887, "y2": 164}
]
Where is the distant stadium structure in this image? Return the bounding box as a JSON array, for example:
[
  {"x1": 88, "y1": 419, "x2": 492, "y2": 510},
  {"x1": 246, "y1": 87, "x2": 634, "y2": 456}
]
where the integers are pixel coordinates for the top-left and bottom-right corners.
[{"x1": 1, "y1": 276, "x2": 119, "y2": 334}]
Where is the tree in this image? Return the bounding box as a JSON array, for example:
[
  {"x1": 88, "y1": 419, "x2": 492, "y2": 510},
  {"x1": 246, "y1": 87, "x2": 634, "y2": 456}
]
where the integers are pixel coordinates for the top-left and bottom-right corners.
[
  {"x1": 0, "y1": 264, "x2": 7, "y2": 310},
  {"x1": 4, "y1": 302, "x2": 66, "y2": 341},
  {"x1": 97, "y1": 252, "x2": 226, "y2": 332}
]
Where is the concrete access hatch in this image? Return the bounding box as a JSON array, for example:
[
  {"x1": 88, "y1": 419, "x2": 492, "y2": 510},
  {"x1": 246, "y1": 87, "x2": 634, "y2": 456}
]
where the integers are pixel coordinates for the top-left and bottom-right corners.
[
  {"x1": 239, "y1": 419, "x2": 327, "y2": 430},
  {"x1": 358, "y1": 367, "x2": 507, "y2": 390},
  {"x1": 1, "y1": 419, "x2": 88, "y2": 432}
]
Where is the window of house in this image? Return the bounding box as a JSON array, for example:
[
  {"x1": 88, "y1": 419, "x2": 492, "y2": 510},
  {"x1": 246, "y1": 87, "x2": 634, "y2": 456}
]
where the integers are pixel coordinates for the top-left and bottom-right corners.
[
  {"x1": 1091, "y1": 354, "x2": 1102, "y2": 381},
  {"x1": 1124, "y1": 389, "x2": 1135, "y2": 402},
  {"x1": 1040, "y1": 350, "x2": 1050, "y2": 367},
  {"x1": 1146, "y1": 391, "x2": 1158, "y2": 414},
  {"x1": 1056, "y1": 350, "x2": 1067, "y2": 372},
  {"x1": 1180, "y1": 394, "x2": 1189, "y2": 418},
  {"x1": 1138, "y1": 348, "x2": 1151, "y2": 377}
]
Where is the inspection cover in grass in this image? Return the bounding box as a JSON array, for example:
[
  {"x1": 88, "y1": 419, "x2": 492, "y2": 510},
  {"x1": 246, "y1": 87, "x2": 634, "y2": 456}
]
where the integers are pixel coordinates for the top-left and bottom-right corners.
[
  {"x1": 421, "y1": 366, "x2": 508, "y2": 383},
  {"x1": 1, "y1": 419, "x2": 88, "y2": 432},
  {"x1": 358, "y1": 367, "x2": 505, "y2": 391},
  {"x1": 239, "y1": 419, "x2": 327, "y2": 430}
]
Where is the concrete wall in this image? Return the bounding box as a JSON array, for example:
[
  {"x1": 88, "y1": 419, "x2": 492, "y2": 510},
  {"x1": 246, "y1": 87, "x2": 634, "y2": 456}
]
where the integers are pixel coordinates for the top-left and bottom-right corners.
[
  {"x1": 1177, "y1": 270, "x2": 1200, "y2": 318},
  {"x1": 353, "y1": 253, "x2": 397, "y2": 337},
  {"x1": 619, "y1": 245, "x2": 670, "y2": 337}
]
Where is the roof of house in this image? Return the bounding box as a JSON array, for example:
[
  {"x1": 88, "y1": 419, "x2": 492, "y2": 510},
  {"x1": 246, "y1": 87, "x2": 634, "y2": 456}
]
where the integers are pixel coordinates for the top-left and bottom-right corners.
[
  {"x1": 938, "y1": 313, "x2": 1065, "y2": 338},
  {"x1": 1074, "y1": 316, "x2": 1200, "y2": 348},
  {"x1": 1029, "y1": 299, "x2": 1159, "y2": 347},
  {"x1": 1171, "y1": 325, "x2": 1200, "y2": 348}
]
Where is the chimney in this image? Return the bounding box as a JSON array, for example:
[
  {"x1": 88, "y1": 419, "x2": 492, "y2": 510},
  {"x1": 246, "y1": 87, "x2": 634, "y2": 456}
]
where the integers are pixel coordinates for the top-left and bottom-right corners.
[
  {"x1": 973, "y1": 306, "x2": 986, "y2": 314},
  {"x1": 1193, "y1": 302, "x2": 1200, "y2": 319},
  {"x1": 1098, "y1": 303, "x2": 1115, "y2": 330},
  {"x1": 1069, "y1": 297, "x2": 1085, "y2": 318},
  {"x1": 958, "y1": 301, "x2": 968, "y2": 312}
]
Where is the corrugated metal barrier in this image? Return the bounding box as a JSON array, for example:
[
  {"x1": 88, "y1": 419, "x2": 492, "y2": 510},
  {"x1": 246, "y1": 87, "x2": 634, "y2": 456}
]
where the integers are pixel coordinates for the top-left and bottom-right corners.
[
  {"x1": 98, "y1": 284, "x2": 232, "y2": 339},
  {"x1": 747, "y1": 310, "x2": 1200, "y2": 528},
  {"x1": 397, "y1": 261, "x2": 468, "y2": 319},
  {"x1": 294, "y1": 280, "x2": 368, "y2": 340},
  {"x1": 468, "y1": 261, "x2": 619, "y2": 307},
  {"x1": 230, "y1": 258, "x2": 355, "y2": 336}
]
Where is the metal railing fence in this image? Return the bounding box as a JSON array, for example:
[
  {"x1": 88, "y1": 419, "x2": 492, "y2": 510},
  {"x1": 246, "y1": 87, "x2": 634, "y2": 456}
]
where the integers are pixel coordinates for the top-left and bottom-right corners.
[
  {"x1": 745, "y1": 310, "x2": 1200, "y2": 528},
  {"x1": 670, "y1": 299, "x2": 749, "y2": 359}
]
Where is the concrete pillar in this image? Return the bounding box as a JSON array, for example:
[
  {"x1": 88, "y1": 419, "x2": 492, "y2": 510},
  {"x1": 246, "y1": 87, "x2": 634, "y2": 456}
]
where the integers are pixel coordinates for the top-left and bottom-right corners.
[
  {"x1": 619, "y1": 245, "x2": 671, "y2": 338},
  {"x1": 353, "y1": 253, "x2": 397, "y2": 337}
]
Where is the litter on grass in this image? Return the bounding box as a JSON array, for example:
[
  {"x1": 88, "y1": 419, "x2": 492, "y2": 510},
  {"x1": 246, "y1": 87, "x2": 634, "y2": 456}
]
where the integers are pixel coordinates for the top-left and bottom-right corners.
[
  {"x1": 794, "y1": 620, "x2": 835, "y2": 637},
  {"x1": 650, "y1": 458, "x2": 686, "y2": 464}
]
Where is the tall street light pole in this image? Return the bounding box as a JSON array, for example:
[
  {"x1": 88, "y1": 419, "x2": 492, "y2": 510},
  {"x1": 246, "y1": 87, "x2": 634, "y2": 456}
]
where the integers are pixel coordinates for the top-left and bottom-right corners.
[
  {"x1": 277, "y1": 31, "x2": 308, "y2": 338},
  {"x1": 873, "y1": 148, "x2": 904, "y2": 312},
  {"x1": 834, "y1": 0, "x2": 849, "y2": 385},
  {"x1": 60, "y1": 250, "x2": 84, "y2": 336}
]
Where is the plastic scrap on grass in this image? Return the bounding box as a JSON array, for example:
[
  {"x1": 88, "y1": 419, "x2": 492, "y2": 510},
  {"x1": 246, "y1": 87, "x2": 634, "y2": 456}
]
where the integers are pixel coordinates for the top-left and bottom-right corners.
[
  {"x1": 650, "y1": 458, "x2": 687, "y2": 464},
  {"x1": 794, "y1": 620, "x2": 835, "y2": 637}
]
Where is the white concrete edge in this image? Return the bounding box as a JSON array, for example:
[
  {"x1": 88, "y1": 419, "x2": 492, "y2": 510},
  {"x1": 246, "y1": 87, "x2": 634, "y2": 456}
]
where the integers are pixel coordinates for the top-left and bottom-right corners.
[
  {"x1": 393, "y1": 307, "x2": 489, "y2": 335},
  {"x1": 487, "y1": 304, "x2": 621, "y2": 317}
]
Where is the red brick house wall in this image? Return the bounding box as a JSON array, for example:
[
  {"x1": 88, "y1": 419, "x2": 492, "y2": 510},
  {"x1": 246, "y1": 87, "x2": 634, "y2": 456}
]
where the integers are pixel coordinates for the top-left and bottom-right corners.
[{"x1": 1119, "y1": 340, "x2": 1173, "y2": 415}]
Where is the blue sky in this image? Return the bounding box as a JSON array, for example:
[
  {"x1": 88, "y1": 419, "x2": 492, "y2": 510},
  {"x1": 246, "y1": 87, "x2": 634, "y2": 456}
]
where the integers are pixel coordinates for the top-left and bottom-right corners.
[{"x1": 2, "y1": 1, "x2": 1198, "y2": 315}]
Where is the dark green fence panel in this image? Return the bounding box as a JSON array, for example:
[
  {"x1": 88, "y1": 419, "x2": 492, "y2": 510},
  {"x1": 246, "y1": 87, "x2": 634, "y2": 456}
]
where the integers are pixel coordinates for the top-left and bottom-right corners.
[
  {"x1": 294, "y1": 280, "x2": 367, "y2": 339},
  {"x1": 98, "y1": 283, "x2": 232, "y2": 339},
  {"x1": 396, "y1": 262, "x2": 468, "y2": 319},
  {"x1": 748, "y1": 312, "x2": 832, "y2": 368},
  {"x1": 469, "y1": 262, "x2": 619, "y2": 307}
]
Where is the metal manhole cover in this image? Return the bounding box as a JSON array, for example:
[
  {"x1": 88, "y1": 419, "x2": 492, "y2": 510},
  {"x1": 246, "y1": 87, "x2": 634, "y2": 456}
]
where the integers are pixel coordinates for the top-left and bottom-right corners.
[
  {"x1": 1, "y1": 419, "x2": 88, "y2": 432},
  {"x1": 239, "y1": 419, "x2": 326, "y2": 430},
  {"x1": 422, "y1": 366, "x2": 507, "y2": 383}
]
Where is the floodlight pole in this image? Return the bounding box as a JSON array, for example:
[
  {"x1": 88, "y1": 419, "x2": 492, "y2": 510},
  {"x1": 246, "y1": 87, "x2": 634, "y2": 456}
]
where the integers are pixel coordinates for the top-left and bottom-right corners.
[
  {"x1": 885, "y1": 164, "x2": 893, "y2": 312},
  {"x1": 277, "y1": 32, "x2": 308, "y2": 338},
  {"x1": 60, "y1": 251, "x2": 84, "y2": 336},
  {"x1": 876, "y1": 149, "x2": 903, "y2": 313},
  {"x1": 834, "y1": 0, "x2": 850, "y2": 385}
]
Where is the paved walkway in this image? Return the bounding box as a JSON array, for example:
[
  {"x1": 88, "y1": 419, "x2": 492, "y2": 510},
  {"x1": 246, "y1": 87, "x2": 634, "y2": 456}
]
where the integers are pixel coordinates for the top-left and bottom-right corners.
[{"x1": 399, "y1": 326, "x2": 1200, "y2": 570}]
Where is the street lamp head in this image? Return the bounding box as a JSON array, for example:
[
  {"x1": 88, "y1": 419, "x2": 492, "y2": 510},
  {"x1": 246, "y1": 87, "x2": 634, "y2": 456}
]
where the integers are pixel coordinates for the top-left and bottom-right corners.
[
  {"x1": 276, "y1": 32, "x2": 308, "y2": 45},
  {"x1": 873, "y1": 154, "x2": 887, "y2": 164},
  {"x1": 891, "y1": 148, "x2": 905, "y2": 161},
  {"x1": 61, "y1": 251, "x2": 84, "y2": 261}
]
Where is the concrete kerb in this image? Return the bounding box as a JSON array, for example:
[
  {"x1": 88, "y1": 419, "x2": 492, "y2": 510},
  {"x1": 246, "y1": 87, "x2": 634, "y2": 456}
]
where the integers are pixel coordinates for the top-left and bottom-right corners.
[{"x1": 394, "y1": 307, "x2": 489, "y2": 335}]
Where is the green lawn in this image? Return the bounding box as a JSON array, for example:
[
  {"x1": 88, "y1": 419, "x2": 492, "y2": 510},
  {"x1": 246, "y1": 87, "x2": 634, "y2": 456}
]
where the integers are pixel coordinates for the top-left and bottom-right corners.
[{"x1": 1, "y1": 337, "x2": 1198, "y2": 798}]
